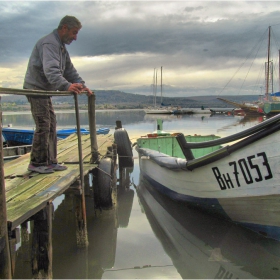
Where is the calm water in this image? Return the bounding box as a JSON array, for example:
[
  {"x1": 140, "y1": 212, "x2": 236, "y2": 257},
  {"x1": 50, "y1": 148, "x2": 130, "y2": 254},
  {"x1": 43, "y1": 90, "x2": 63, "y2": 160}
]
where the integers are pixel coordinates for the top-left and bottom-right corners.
[{"x1": 6, "y1": 110, "x2": 280, "y2": 279}]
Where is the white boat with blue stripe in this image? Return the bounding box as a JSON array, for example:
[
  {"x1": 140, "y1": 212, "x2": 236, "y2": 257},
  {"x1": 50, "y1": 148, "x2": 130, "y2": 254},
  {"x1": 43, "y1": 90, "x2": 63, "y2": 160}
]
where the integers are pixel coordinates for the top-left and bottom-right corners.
[{"x1": 135, "y1": 115, "x2": 280, "y2": 240}]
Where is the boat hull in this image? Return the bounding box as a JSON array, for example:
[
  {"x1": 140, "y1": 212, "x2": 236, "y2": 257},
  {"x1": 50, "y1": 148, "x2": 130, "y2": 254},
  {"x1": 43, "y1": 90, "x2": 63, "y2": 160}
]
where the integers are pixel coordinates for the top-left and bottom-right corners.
[
  {"x1": 137, "y1": 130, "x2": 280, "y2": 240},
  {"x1": 144, "y1": 109, "x2": 173, "y2": 114},
  {"x1": 2, "y1": 127, "x2": 110, "y2": 145},
  {"x1": 262, "y1": 102, "x2": 280, "y2": 115},
  {"x1": 2, "y1": 128, "x2": 34, "y2": 145}
]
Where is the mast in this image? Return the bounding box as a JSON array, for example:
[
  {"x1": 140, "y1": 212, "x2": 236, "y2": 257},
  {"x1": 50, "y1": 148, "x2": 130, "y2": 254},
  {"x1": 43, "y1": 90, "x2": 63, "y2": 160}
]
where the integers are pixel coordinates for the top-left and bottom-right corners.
[
  {"x1": 265, "y1": 26, "x2": 271, "y2": 100},
  {"x1": 153, "y1": 68, "x2": 157, "y2": 107},
  {"x1": 155, "y1": 69, "x2": 157, "y2": 107},
  {"x1": 160, "y1": 66, "x2": 163, "y2": 104},
  {"x1": 272, "y1": 61, "x2": 274, "y2": 94}
]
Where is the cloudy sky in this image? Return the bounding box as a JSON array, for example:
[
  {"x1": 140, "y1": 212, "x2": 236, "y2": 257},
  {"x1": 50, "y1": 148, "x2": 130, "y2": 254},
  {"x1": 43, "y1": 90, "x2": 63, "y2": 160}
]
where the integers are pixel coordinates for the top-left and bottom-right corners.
[{"x1": 2, "y1": 1, "x2": 280, "y2": 97}]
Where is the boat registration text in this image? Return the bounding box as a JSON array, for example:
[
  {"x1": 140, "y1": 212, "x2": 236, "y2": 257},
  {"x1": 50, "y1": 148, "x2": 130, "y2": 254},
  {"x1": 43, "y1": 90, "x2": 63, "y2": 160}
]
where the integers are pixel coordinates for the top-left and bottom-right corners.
[{"x1": 212, "y1": 152, "x2": 273, "y2": 190}]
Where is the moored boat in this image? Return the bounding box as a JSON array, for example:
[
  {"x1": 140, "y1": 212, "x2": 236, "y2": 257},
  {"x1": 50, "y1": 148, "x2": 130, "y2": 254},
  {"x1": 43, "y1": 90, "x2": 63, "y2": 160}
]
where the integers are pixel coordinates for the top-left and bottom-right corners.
[
  {"x1": 219, "y1": 26, "x2": 280, "y2": 116},
  {"x1": 2, "y1": 127, "x2": 110, "y2": 146},
  {"x1": 145, "y1": 66, "x2": 175, "y2": 114},
  {"x1": 135, "y1": 115, "x2": 280, "y2": 240},
  {"x1": 144, "y1": 107, "x2": 173, "y2": 114},
  {"x1": 173, "y1": 107, "x2": 212, "y2": 114},
  {"x1": 217, "y1": 97, "x2": 263, "y2": 115}
]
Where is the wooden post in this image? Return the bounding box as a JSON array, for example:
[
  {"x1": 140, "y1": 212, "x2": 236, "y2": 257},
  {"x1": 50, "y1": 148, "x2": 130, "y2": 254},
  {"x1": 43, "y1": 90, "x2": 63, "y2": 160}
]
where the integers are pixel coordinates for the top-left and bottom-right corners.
[
  {"x1": 88, "y1": 93, "x2": 99, "y2": 163},
  {"x1": 20, "y1": 221, "x2": 31, "y2": 276},
  {"x1": 112, "y1": 143, "x2": 117, "y2": 165},
  {"x1": 11, "y1": 222, "x2": 31, "y2": 278},
  {"x1": 74, "y1": 180, "x2": 89, "y2": 247},
  {"x1": 74, "y1": 95, "x2": 88, "y2": 247},
  {"x1": 47, "y1": 203, "x2": 53, "y2": 279},
  {"x1": 31, "y1": 204, "x2": 53, "y2": 279},
  {"x1": 0, "y1": 96, "x2": 12, "y2": 279},
  {"x1": 9, "y1": 228, "x2": 20, "y2": 276},
  {"x1": 115, "y1": 120, "x2": 122, "y2": 129}
]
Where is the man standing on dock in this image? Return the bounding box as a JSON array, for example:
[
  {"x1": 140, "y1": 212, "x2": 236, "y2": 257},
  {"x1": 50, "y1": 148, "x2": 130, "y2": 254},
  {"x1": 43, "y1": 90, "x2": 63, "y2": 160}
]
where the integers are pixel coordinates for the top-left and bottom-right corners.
[{"x1": 23, "y1": 15, "x2": 92, "y2": 174}]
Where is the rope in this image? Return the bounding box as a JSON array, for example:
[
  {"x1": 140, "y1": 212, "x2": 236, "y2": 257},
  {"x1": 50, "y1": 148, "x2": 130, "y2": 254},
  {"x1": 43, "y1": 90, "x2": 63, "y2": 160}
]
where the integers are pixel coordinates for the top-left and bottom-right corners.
[{"x1": 94, "y1": 166, "x2": 112, "y2": 178}]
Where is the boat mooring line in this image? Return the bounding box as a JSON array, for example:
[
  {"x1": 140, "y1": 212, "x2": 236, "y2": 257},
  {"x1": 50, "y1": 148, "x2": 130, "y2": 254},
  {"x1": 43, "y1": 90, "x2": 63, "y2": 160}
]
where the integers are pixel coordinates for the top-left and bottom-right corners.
[{"x1": 95, "y1": 167, "x2": 112, "y2": 178}]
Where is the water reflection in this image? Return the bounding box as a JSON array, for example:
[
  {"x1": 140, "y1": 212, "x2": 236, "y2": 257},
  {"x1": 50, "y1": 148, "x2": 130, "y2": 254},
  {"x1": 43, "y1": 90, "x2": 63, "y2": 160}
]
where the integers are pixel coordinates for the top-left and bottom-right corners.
[
  {"x1": 12, "y1": 167, "x2": 136, "y2": 279},
  {"x1": 118, "y1": 167, "x2": 135, "y2": 228},
  {"x1": 136, "y1": 175, "x2": 280, "y2": 279},
  {"x1": 2, "y1": 110, "x2": 146, "y2": 129},
  {"x1": 3, "y1": 110, "x2": 265, "y2": 130},
  {"x1": 217, "y1": 115, "x2": 265, "y2": 133},
  {"x1": 52, "y1": 167, "x2": 135, "y2": 279},
  {"x1": 2, "y1": 110, "x2": 269, "y2": 143}
]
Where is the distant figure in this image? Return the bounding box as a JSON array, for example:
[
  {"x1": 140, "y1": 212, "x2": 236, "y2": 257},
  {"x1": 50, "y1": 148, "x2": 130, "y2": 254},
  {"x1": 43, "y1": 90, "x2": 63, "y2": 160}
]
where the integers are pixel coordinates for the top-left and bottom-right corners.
[{"x1": 24, "y1": 15, "x2": 92, "y2": 174}]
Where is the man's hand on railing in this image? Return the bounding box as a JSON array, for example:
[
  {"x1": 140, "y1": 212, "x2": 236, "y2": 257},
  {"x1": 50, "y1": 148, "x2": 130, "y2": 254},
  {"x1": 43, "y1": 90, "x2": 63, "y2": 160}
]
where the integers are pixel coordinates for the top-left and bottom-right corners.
[
  {"x1": 83, "y1": 87, "x2": 93, "y2": 96},
  {"x1": 68, "y1": 83, "x2": 84, "y2": 94},
  {"x1": 68, "y1": 83, "x2": 93, "y2": 96}
]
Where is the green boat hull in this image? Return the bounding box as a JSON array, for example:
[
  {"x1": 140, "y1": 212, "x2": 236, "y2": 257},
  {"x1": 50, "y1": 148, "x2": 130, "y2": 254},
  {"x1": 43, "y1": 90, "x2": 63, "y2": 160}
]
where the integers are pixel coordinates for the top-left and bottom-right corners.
[{"x1": 262, "y1": 102, "x2": 280, "y2": 114}]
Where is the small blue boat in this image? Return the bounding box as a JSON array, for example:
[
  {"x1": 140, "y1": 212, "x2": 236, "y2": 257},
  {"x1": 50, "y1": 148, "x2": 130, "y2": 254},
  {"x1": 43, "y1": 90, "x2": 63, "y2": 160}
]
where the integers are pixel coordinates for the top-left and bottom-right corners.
[{"x1": 2, "y1": 127, "x2": 110, "y2": 146}]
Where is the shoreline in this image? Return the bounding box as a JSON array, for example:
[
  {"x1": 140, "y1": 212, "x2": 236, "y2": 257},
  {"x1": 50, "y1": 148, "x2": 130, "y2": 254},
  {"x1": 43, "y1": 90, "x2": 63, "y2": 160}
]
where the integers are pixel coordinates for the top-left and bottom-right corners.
[{"x1": 2, "y1": 108, "x2": 145, "y2": 115}]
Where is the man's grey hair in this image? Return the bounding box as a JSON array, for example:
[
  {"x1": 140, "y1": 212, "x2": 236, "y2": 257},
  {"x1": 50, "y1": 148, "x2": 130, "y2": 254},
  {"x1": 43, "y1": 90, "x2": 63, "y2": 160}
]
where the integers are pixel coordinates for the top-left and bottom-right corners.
[{"x1": 58, "y1": 15, "x2": 82, "y2": 30}]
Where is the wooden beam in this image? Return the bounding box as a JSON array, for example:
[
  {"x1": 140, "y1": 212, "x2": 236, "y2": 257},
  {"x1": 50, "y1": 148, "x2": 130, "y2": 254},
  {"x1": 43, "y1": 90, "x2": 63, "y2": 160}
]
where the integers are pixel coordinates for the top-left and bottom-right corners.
[
  {"x1": 88, "y1": 94, "x2": 99, "y2": 163},
  {"x1": 0, "y1": 97, "x2": 12, "y2": 278}
]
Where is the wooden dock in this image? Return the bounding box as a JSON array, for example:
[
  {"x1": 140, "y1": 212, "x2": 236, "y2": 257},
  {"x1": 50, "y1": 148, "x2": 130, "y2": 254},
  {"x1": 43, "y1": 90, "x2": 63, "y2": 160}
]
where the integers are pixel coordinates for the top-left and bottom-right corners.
[
  {"x1": 4, "y1": 133, "x2": 114, "y2": 232},
  {"x1": 0, "y1": 88, "x2": 130, "y2": 278}
]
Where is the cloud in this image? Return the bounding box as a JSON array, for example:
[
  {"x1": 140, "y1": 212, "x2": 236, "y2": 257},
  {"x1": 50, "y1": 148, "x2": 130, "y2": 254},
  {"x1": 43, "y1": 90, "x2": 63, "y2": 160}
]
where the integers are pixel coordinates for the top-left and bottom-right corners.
[{"x1": 1, "y1": 1, "x2": 280, "y2": 96}]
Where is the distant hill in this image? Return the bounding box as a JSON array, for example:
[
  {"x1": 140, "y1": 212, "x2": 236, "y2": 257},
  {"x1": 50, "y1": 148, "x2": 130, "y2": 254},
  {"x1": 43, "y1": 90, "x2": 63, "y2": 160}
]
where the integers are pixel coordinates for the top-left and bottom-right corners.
[{"x1": 0, "y1": 90, "x2": 261, "y2": 110}]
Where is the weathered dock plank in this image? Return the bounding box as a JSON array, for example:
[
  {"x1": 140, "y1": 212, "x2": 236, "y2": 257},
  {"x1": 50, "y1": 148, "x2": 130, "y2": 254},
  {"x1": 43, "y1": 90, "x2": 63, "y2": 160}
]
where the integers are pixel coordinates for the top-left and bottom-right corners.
[
  {"x1": 6, "y1": 165, "x2": 94, "y2": 230},
  {"x1": 4, "y1": 133, "x2": 115, "y2": 231},
  {"x1": 5, "y1": 177, "x2": 28, "y2": 192},
  {"x1": 6, "y1": 175, "x2": 60, "y2": 203},
  {"x1": 4, "y1": 154, "x2": 31, "y2": 178}
]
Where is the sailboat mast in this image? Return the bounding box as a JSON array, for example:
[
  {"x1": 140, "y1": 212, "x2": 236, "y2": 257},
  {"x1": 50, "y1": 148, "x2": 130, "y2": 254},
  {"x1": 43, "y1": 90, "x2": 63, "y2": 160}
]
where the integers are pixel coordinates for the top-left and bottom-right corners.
[
  {"x1": 155, "y1": 69, "x2": 158, "y2": 107},
  {"x1": 153, "y1": 68, "x2": 157, "y2": 107},
  {"x1": 160, "y1": 66, "x2": 163, "y2": 104},
  {"x1": 266, "y1": 26, "x2": 271, "y2": 100},
  {"x1": 153, "y1": 68, "x2": 155, "y2": 107}
]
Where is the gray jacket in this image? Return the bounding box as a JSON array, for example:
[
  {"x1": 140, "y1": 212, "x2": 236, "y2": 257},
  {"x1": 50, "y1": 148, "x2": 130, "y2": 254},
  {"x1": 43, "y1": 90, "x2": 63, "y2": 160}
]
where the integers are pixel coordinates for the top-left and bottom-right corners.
[{"x1": 24, "y1": 29, "x2": 85, "y2": 91}]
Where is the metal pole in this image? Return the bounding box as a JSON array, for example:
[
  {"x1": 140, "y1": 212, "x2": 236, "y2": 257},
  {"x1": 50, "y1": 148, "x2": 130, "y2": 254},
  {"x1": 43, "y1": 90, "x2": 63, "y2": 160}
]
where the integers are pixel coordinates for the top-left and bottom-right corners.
[
  {"x1": 73, "y1": 94, "x2": 88, "y2": 247},
  {"x1": 266, "y1": 26, "x2": 271, "y2": 100}
]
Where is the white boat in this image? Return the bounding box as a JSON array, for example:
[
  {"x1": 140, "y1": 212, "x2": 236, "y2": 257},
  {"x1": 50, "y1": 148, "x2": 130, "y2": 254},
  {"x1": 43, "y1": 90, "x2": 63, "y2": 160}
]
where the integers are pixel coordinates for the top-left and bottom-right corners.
[
  {"x1": 145, "y1": 67, "x2": 174, "y2": 114},
  {"x1": 144, "y1": 107, "x2": 173, "y2": 114},
  {"x1": 135, "y1": 114, "x2": 280, "y2": 240}
]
